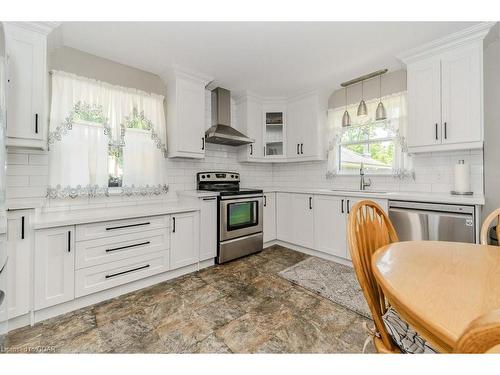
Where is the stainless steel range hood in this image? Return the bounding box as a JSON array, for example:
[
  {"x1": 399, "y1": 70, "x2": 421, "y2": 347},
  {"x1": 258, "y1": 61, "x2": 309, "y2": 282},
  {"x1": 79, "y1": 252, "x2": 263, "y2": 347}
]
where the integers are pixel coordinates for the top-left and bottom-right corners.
[{"x1": 205, "y1": 87, "x2": 254, "y2": 146}]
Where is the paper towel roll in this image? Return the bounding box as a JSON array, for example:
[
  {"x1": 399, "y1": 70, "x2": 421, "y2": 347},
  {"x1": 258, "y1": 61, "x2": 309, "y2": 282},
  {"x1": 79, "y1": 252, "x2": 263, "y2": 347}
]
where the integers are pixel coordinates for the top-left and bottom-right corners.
[{"x1": 454, "y1": 160, "x2": 471, "y2": 193}]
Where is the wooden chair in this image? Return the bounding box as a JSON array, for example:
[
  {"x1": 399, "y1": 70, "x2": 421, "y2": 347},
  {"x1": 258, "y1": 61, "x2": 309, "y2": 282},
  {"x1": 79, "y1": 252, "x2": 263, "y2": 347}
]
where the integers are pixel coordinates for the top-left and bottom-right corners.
[
  {"x1": 347, "y1": 199, "x2": 400, "y2": 353},
  {"x1": 455, "y1": 308, "x2": 500, "y2": 353},
  {"x1": 480, "y1": 208, "x2": 500, "y2": 245}
]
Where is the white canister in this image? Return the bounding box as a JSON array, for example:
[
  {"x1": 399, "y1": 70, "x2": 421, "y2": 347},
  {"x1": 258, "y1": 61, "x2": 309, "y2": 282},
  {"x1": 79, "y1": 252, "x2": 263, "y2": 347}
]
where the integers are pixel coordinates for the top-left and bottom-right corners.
[{"x1": 453, "y1": 160, "x2": 471, "y2": 193}]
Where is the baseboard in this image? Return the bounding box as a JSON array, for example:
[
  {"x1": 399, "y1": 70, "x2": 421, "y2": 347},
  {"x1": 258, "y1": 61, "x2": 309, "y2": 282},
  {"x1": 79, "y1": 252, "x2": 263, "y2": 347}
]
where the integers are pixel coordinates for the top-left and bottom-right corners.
[
  {"x1": 272, "y1": 240, "x2": 353, "y2": 267},
  {"x1": 8, "y1": 259, "x2": 215, "y2": 332}
]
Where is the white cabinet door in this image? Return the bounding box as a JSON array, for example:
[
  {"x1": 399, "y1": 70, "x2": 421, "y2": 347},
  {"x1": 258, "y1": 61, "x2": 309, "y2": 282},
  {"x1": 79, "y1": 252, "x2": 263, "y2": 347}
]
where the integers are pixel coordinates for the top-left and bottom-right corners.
[
  {"x1": 276, "y1": 193, "x2": 293, "y2": 243},
  {"x1": 263, "y1": 193, "x2": 276, "y2": 243},
  {"x1": 290, "y1": 194, "x2": 314, "y2": 249},
  {"x1": 285, "y1": 101, "x2": 303, "y2": 158},
  {"x1": 0, "y1": 234, "x2": 7, "y2": 331},
  {"x1": 441, "y1": 44, "x2": 482, "y2": 145},
  {"x1": 313, "y1": 195, "x2": 347, "y2": 259},
  {"x1": 176, "y1": 77, "x2": 206, "y2": 156},
  {"x1": 407, "y1": 59, "x2": 442, "y2": 148},
  {"x1": 170, "y1": 212, "x2": 200, "y2": 269},
  {"x1": 238, "y1": 97, "x2": 263, "y2": 160},
  {"x1": 34, "y1": 226, "x2": 75, "y2": 310},
  {"x1": 199, "y1": 198, "x2": 217, "y2": 261},
  {"x1": 5, "y1": 24, "x2": 46, "y2": 147},
  {"x1": 6, "y1": 211, "x2": 31, "y2": 318}
]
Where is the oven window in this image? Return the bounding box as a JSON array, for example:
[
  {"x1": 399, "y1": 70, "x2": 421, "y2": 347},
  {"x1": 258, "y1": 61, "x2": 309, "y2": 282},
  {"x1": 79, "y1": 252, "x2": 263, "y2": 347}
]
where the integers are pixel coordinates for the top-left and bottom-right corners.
[{"x1": 227, "y1": 201, "x2": 258, "y2": 230}]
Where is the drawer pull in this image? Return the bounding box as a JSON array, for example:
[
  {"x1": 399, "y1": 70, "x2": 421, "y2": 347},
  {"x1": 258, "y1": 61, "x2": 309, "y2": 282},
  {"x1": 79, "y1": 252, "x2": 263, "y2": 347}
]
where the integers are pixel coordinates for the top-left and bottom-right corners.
[
  {"x1": 106, "y1": 241, "x2": 151, "y2": 253},
  {"x1": 202, "y1": 197, "x2": 216, "y2": 201},
  {"x1": 106, "y1": 222, "x2": 150, "y2": 231},
  {"x1": 105, "y1": 264, "x2": 150, "y2": 279}
]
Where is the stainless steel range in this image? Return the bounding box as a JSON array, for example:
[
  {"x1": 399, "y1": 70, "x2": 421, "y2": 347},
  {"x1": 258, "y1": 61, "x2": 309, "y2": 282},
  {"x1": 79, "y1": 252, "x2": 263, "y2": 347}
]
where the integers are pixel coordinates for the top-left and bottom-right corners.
[{"x1": 197, "y1": 172, "x2": 263, "y2": 264}]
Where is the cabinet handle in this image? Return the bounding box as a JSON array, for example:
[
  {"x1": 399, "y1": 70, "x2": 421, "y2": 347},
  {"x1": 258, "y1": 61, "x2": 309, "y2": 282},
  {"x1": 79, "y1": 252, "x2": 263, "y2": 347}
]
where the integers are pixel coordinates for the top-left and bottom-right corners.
[
  {"x1": 309, "y1": 197, "x2": 313, "y2": 210},
  {"x1": 201, "y1": 137, "x2": 205, "y2": 150},
  {"x1": 347, "y1": 200, "x2": 350, "y2": 214},
  {"x1": 105, "y1": 264, "x2": 150, "y2": 279},
  {"x1": 435, "y1": 123, "x2": 438, "y2": 140},
  {"x1": 67, "y1": 231, "x2": 71, "y2": 252},
  {"x1": 444, "y1": 122, "x2": 447, "y2": 139},
  {"x1": 341, "y1": 199, "x2": 344, "y2": 214},
  {"x1": 202, "y1": 197, "x2": 216, "y2": 201},
  {"x1": 35, "y1": 113, "x2": 38, "y2": 134},
  {"x1": 106, "y1": 241, "x2": 150, "y2": 253},
  {"x1": 21, "y1": 216, "x2": 25, "y2": 240},
  {"x1": 106, "y1": 222, "x2": 150, "y2": 231},
  {"x1": 297, "y1": 143, "x2": 300, "y2": 155},
  {"x1": 250, "y1": 144, "x2": 253, "y2": 155},
  {"x1": 264, "y1": 146, "x2": 266, "y2": 156},
  {"x1": 172, "y1": 217, "x2": 176, "y2": 233},
  {"x1": 300, "y1": 143, "x2": 304, "y2": 154},
  {"x1": 264, "y1": 195, "x2": 267, "y2": 207}
]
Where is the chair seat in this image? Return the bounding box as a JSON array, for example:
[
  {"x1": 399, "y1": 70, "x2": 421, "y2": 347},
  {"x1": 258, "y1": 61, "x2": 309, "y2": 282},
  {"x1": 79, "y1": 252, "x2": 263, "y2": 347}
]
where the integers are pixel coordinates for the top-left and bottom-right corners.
[{"x1": 383, "y1": 307, "x2": 438, "y2": 354}]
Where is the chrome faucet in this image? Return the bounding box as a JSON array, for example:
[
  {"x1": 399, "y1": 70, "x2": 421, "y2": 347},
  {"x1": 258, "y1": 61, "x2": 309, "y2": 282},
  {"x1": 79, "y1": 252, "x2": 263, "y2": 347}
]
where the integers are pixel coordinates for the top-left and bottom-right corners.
[{"x1": 359, "y1": 163, "x2": 371, "y2": 190}]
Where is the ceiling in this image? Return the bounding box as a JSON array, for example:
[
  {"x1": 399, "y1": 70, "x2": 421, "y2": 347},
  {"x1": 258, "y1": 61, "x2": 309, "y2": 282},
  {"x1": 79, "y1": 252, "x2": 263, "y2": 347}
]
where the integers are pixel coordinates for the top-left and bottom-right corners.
[{"x1": 59, "y1": 22, "x2": 479, "y2": 97}]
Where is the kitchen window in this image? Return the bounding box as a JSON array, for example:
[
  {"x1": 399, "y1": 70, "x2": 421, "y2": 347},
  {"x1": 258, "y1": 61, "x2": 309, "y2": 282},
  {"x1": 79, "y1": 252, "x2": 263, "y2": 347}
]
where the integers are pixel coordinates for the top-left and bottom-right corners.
[
  {"x1": 47, "y1": 71, "x2": 168, "y2": 198},
  {"x1": 327, "y1": 92, "x2": 412, "y2": 177}
]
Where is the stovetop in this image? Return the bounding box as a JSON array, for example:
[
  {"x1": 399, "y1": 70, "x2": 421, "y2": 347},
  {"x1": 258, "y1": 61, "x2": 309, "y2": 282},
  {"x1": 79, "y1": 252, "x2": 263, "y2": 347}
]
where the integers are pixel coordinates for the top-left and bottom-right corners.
[{"x1": 196, "y1": 171, "x2": 262, "y2": 196}]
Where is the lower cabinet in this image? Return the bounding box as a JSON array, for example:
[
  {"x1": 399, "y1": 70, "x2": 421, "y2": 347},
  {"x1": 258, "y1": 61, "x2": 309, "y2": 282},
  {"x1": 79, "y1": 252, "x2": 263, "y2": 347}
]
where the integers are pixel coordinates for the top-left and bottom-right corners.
[
  {"x1": 5, "y1": 210, "x2": 32, "y2": 318},
  {"x1": 34, "y1": 226, "x2": 75, "y2": 310},
  {"x1": 199, "y1": 197, "x2": 217, "y2": 261},
  {"x1": 170, "y1": 211, "x2": 200, "y2": 269},
  {"x1": 277, "y1": 193, "x2": 314, "y2": 249},
  {"x1": 313, "y1": 195, "x2": 348, "y2": 259},
  {"x1": 263, "y1": 193, "x2": 276, "y2": 243}
]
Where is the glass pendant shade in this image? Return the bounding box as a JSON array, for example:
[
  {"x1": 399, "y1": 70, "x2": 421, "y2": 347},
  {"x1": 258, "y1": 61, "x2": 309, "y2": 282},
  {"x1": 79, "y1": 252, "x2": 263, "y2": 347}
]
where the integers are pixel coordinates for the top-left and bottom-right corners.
[
  {"x1": 342, "y1": 110, "x2": 351, "y2": 127},
  {"x1": 357, "y1": 100, "x2": 367, "y2": 116},
  {"x1": 376, "y1": 101, "x2": 386, "y2": 120}
]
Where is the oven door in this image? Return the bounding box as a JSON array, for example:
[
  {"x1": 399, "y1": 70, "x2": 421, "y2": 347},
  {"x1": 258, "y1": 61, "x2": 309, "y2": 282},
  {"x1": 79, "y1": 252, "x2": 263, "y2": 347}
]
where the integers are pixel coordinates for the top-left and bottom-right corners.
[{"x1": 220, "y1": 195, "x2": 263, "y2": 241}]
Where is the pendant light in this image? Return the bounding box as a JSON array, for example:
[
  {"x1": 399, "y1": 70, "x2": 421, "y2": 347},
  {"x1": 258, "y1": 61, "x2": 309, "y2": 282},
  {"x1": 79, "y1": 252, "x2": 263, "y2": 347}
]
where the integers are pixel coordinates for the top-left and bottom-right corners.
[
  {"x1": 375, "y1": 74, "x2": 387, "y2": 121},
  {"x1": 357, "y1": 80, "x2": 367, "y2": 117},
  {"x1": 342, "y1": 86, "x2": 351, "y2": 127}
]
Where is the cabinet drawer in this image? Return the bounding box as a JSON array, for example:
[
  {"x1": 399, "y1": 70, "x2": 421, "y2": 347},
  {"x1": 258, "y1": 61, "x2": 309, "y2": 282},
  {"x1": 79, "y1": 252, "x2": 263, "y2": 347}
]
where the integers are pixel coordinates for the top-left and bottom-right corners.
[
  {"x1": 75, "y1": 228, "x2": 170, "y2": 269},
  {"x1": 76, "y1": 215, "x2": 169, "y2": 241},
  {"x1": 75, "y1": 251, "x2": 169, "y2": 298}
]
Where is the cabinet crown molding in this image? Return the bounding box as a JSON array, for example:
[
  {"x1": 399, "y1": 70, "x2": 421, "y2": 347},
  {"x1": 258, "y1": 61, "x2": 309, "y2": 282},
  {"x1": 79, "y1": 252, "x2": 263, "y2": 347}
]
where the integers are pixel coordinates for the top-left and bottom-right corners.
[
  {"x1": 5, "y1": 22, "x2": 60, "y2": 35},
  {"x1": 398, "y1": 22, "x2": 496, "y2": 64},
  {"x1": 160, "y1": 64, "x2": 213, "y2": 86}
]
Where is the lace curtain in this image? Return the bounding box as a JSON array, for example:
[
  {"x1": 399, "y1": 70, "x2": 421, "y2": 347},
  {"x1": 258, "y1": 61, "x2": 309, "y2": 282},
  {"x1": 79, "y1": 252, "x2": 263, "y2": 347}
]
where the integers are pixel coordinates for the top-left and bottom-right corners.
[
  {"x1": 47, "y1": 71, "x2": 168, "y2": 198},
  {"x1": 326, "y1": 91, "x2": 413, "y2": 178}
]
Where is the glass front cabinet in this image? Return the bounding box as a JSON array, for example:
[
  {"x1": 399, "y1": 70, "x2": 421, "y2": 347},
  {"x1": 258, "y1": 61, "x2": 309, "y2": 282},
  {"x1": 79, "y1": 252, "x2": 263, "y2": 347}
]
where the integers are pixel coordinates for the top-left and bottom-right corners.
[{"x1": 263, "y1": 107, "x2": 285, "y2": 158}]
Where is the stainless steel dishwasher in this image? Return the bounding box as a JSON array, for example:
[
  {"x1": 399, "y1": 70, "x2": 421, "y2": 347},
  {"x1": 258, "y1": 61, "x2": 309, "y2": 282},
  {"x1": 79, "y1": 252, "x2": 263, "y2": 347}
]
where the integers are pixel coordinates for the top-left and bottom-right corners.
[{"x1": 388, "y1": 201, "x2": 475, "y2": 243}]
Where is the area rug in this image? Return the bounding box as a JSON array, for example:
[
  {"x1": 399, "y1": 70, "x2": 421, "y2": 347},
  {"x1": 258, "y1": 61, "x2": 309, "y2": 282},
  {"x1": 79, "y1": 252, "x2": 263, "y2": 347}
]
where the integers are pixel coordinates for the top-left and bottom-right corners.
[{"x1": 278, "y1": 257, "x2": 372, "y2": 319}]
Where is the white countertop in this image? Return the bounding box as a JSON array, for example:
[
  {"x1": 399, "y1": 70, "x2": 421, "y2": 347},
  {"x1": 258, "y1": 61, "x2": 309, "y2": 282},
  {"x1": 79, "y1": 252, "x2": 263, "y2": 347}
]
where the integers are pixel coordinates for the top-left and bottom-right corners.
[
  {"x1": 260, "y1": 187, "x2": 485, "y2": 205},
  {"x1": 34, "y1": 202, "x2": 200, "y2": 230},
  {"x1": 6, "y1": 198, "x2": 46, "y2": 211},
  {"x1": 177, "y1": 190, "x2": 220, "y2": 198}
]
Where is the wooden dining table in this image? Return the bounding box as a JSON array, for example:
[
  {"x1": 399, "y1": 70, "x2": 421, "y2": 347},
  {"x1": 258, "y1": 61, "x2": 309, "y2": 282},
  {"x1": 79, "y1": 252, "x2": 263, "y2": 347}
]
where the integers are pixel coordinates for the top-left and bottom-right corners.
[{"x1": 372, "y1": 240, "x2": 500, "y2": 353}]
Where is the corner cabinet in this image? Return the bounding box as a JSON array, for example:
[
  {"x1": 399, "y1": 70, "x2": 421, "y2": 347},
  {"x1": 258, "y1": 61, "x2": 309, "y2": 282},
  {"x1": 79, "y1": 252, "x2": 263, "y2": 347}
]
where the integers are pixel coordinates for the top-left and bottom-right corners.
[
  {"x1": 401, "y1": 24, "x2": 492, "y2": 153},
  {"x1": 163, "y1": 68, "x2": 212, "y2": 158},
  {"x1": 4, "y1": 22, "x2": 52, "y2": 150},
  {"x1": 34, "y1": 226, "x2": 75, "y2": 310}
]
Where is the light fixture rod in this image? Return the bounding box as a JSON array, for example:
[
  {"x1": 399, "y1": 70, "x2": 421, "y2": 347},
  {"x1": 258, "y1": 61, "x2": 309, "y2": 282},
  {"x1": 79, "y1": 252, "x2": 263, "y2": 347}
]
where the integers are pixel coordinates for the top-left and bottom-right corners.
[{"x1": 340, "y1": 69, "x2": 388, "y2": 88}]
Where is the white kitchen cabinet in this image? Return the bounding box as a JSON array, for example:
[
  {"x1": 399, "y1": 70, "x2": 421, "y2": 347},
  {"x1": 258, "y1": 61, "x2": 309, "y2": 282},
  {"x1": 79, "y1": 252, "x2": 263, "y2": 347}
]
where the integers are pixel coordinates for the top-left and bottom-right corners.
[
  {"x1": 34, "y1": 226, "x2": 75, "y2": 310},
  {"x1": 4, "y1": 23, "x2": 50, "y2": 149},
  {"x1": 286, "y1": 92, "x2": 326, "y2": 160},
  {"x1": 263, "y1": 192, "x2": 276, "y2": 243},
  {"x1": 170, "y1": 212, "x2": 200, "y2": 269},
  {"x1": 237, "y1": 94, "x2": 264, "y2": 161},
  {"x1": 199, "y1": 197, "x2": 217, "y2": 261},
  {"x1": 5, "y1": 210, "x2": 32, "y2": 318},
  {"x1": 313, "y1": 195, "x2": 348, "y2": 259},
  {"x1": 276, "y1": 193, "x2": 314, "y2": 249},
  {"x1": 164, "y1": 68, "x2": 212, "y2": 158},
  {"x1": 402, "y1": 27, "x2": 490, "y2": 153},
  {"x1": 263, "y1": 105, "x2": 286, "y2": 158}
]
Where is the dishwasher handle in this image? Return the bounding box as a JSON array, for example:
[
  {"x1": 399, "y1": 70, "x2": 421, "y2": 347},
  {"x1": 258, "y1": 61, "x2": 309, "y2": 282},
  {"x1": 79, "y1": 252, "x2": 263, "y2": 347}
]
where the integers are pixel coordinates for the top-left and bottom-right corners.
[
  {"x1": 389, "y1": 207, "x2": 473, "y2": 220},
  {"x1": 389, "y1": 200, "x2": 475, "y2": 215}
]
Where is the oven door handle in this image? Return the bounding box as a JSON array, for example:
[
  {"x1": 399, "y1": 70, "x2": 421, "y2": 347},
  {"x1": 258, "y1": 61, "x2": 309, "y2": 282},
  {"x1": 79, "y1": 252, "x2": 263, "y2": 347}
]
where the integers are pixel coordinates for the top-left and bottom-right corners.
[{"x1": 219, "y1": 194, "x2": 264, "y2": 200}]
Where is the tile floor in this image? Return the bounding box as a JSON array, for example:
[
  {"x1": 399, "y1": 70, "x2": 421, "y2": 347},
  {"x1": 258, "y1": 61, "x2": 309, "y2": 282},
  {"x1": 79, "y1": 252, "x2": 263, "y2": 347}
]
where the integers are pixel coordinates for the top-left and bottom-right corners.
[{"x1": 2, "y1": 246, "x2": 374, "y2": 353}]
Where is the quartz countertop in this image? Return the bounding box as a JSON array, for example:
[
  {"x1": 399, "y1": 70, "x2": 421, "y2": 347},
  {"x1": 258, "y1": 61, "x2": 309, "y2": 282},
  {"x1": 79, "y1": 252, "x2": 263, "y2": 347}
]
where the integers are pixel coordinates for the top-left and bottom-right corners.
[
  {"x1": 259, "y1": 187, "x2": 485, "y2": 205},
  {"x1": 33, "y1": 202, "x2": 200, "y2": 230}
]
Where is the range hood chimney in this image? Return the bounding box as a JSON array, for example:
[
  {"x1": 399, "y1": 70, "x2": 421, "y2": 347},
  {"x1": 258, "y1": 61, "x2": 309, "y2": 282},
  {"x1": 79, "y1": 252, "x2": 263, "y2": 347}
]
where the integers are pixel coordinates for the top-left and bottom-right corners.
[{"x1": 205, "y1": 87, "x2": 254, "y2": 146}]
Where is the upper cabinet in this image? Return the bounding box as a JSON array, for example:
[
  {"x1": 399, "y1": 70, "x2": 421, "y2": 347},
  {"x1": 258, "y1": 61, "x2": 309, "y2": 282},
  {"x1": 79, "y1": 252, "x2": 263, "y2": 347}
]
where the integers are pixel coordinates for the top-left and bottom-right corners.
[
  {"x1": 4, "y1": 23, "x2": 53, "y2": 150},
  {"x1": 237, "y1": 91, "x2": 326, "y2": 162},
  {"x1": 401, "y1": 23, "x2": 493, "y2": 153},
  {"x1": 163, "y1": 67, "x2": 212, "y2": 158}
]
